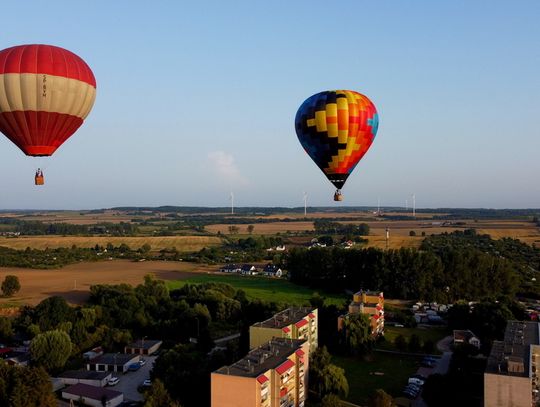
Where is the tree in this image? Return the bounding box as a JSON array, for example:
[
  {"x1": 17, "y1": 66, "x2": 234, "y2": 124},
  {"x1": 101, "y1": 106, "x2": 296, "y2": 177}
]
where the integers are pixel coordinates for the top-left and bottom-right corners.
[
  {"x1": 309, "y1": 347, "x2": 349, "y2": 400},
  {"x1": 0, "y1": 316, "x2": 13, "y2": 342},
  {"x1": 339, "y1": 314, "x2": 373, "y2": 355},
  {"x1": 30, "y1": 330, "x2": 72, "y2": 371},
  {"x1": 368, "y1": 389, "x2": 396, "y2": 407},
  {"x1": 394, "y1": 334, "x2": 407, "y2": 351},
  {"x1": 408, "y1": 334, "x2": 422, "y2": 352},
  {"x1": 321, "y1": 394, "x2": 343, "y2": 407},
  {"x1": 228, "y1": 225, "x2": 239, "y2": 235},
  {"x1": 1, "y1": 275, "x2": 20, "y2": 297},
  {"x1": 144, "y1": 379, "x2": 180, "y2": 407},
  {"x1": 247, "y1": 224, "x2": 254, "y2": 234},
  {"x1": 409, "y1": 230, "x2": 417, "y2": 236},
  {"x1": 0, "y1": 362, "x2": 56, "y2": 407},
  {"x1": 33, "y1": 296, "x2": 75, "y2": 332}
]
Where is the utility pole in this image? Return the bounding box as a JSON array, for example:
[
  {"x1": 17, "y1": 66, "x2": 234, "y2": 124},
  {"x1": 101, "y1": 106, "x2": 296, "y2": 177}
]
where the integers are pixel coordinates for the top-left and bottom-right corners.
[{"x1": 385, "y1": 227, "x2": 390, "y2": 250}]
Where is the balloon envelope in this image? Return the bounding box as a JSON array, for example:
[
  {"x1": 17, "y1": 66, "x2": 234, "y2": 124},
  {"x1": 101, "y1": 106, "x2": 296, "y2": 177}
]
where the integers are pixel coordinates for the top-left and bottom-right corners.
[
  {"x1": 295, "y1": 90, "x2": 378, "y2": 189},
  {"x1": 0, "y1": 44, "x2": 96, "y2": 156}
]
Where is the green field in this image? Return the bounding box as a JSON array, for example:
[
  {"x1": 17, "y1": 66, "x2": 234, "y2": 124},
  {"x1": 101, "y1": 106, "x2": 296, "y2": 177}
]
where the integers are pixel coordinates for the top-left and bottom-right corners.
[
  {"x1": 379, "y1": 326, "x2": 450, "y2": 354},
  {"x1": 333, "y1": 352, "x2": 420, "y2": 404},
  {"x1": 166, "y1": 274, "x2": 347, "y2": 306}
]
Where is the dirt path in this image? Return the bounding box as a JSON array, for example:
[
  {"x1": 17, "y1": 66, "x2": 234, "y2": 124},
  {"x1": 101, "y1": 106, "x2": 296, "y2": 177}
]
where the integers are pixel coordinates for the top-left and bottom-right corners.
[{"x1": 0, "y1": 260, "x2": 210, "y2": 306}]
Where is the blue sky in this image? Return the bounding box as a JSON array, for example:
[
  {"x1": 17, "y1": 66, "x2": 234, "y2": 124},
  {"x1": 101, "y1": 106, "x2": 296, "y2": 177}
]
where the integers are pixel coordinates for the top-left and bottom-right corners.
[{"x1": 0, "y1": 1, "x2": 539, "y2": 209}]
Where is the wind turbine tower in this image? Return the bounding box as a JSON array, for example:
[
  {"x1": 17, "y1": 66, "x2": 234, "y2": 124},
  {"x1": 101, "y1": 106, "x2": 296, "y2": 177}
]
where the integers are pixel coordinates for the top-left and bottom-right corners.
[
  {"x1": 230, "y1": 192, "x2": 234, "y2": 215},
  {"x1": 412, "y1": 193, "x2": 416, "y2": 217},
  {"x1": 303, "y1": 192, "x2": 308, "y2": 217}
]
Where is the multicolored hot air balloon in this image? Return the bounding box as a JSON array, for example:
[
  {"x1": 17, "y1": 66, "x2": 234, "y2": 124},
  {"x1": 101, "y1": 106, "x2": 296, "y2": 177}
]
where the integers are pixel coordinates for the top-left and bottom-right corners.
[
  {"x1": 0, "y1": 44, "x2": 96, "y2": 185},
  {"x1": 295, "y1": 90, "x2": 379, "y2": 201}
]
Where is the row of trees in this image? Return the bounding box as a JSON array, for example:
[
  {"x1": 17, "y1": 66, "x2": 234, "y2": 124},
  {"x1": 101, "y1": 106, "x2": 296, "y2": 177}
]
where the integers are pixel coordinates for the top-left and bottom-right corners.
[
  {"x1": 287, "y1": 246, "x2": 519, "y2": 302},
  {"x1": 0, "y1": 219, "x2": 138, "y2": 236}
]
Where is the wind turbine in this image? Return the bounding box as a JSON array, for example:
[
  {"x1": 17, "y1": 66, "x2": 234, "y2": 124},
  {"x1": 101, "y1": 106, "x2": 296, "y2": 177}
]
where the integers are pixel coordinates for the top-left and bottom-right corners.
[
  {"x1": 412, "y1": 193, "x2": 416, "y2": 217},
  {"x1": 230, "y1": 192, "x2": 234, "y2": 215},
  {"x1": 303, "y1": 192, "x2": 308, "y2": 217}
]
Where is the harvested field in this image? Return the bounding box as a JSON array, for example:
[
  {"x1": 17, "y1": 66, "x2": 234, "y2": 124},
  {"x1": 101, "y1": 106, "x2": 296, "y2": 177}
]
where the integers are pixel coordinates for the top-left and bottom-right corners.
[
  {"x1": 0, "y1": 235, "x2": 222, "y2": 251},
  {"x1": 0, "y1": 260, "x2": 211, "y2": 306},
  {"x1": 205, "y1": 222, "x2": 315, "y2": 235}
]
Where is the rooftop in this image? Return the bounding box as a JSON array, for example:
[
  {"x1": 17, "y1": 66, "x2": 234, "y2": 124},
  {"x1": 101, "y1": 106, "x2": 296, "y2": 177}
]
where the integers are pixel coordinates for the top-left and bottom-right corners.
[
  {"x1": 354, "y1": 289, "x2": 383, "y2": 297},
  {"x1": 88, "y1": 353, "x2": 138, "y2": 366},
  {"x1": 63, "y1": 383, "x2": 122, "y2": 401},
  {"x1": 252, "y1": 307, "x2": 314, "y2": 330},
  {"x1": 214, "y1": 338, "x2": 305, "y2": 378},
  {"x1": 58, "y1": 370, "x2": 111, "y2": 380},
  {"x1": 486, "y1": 320, "x2": 539, "y2": 377}
]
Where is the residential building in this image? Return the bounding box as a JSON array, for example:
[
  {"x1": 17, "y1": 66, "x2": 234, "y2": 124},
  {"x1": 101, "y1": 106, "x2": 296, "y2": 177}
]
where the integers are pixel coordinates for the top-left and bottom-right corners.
[
  {"x1": 125, "y1": 339, "x2": 162, "y2": 355},
  {"x1": 62, "y1": 383, "x2": 123, "y2": 407},
  {"x1": 220, "y1": 264, "x2": 241, "y2": 273},
  {"x1": 211, "y1": 338, "x2": 309, "y2": 407},
  {"x1": 453, "y1": 329, "x2": 481, "y2": 349},
  {"x1": 86, "y1": 353, "x2": 140, "y2": 373},
  {"x1": 263, "y1": 264, "x2": 283, "y2": 278},
  {"x1": 484, "y1": 320, "x2": 540, "y2": 407},
  {"x1": 57, "y1": 370, "x2": 112, "y2": 387},
  {"x1": 250, "y1": 307, "x2": 318, "y2": 350},
  {"x1": 338, "y1": 290, "x2": 384, "y2": 336},
  {"x1": 241, "y1": 264, "x2": 258, "y2": 275}
]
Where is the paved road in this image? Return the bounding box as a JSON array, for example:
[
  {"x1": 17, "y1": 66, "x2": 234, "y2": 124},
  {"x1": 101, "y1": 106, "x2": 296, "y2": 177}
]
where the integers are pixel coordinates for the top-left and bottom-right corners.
[
  {"x1": 111, "y1": 356, "x2": 157, "y2": 401},
  {"x1": 436, "y1": 335, "x2": 453, "y2": 353},
  {"x1": 214, "y1": 332, "x2": 241, "y2": 345}
]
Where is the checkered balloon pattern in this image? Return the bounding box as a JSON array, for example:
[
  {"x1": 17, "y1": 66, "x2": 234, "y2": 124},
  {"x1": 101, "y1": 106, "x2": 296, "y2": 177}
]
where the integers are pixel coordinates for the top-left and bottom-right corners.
[{"x1": 295, "y1": 90, "x2": 378, "y2": 189}]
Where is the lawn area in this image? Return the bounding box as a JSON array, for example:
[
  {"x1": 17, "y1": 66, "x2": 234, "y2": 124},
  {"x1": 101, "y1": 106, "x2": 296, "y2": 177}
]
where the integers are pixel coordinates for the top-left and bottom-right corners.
[
  {"x1": 166, "y1": 274, "x2": 347, "y2": 306},
  {"x1": 379, "y1": 326, "x2": 451, "y2": 353},
  {"x1": 333, "y1": 352, "x2": 420, "y2": 404}
]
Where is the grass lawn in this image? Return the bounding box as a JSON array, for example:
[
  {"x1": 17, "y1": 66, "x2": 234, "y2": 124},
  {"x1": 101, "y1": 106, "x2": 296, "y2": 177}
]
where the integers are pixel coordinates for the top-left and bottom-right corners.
[
  {"x1": 333, "y1": 352, "x2": 420, "y2": 404},
  {"x1": 166, "y1": 274, "x2": 347, "y2": 306},
  {"x1": 378, "y1": 326, "x2": 451, "y2": 353}
]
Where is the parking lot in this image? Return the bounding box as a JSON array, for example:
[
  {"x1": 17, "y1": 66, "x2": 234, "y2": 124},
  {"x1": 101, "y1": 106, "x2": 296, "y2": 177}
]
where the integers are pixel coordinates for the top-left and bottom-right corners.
[{"x1": 109, "y1": 356, "x2": 157, "y2": 401}]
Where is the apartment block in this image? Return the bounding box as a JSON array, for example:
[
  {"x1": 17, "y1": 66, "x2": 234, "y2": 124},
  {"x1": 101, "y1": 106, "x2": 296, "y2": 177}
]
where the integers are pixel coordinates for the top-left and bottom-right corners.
[
  {"x1": 211, "y1": 338, "x2": 309, "y2": 407},
  {"x1": 484, "y1": 320, "x2": 540, "y2": 407},
  {"x1": 338, "y1": 290, "x2": 384, "y2": 336},
  {"x1": 250, "y1": 307, "x2": 318, "y2": 350}
]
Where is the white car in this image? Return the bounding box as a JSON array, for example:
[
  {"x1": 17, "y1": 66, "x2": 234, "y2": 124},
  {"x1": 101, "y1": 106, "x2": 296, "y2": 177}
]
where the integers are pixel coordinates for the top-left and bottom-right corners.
[
  {"x1": 108, "y1": 377, "x2": 120, "y2": 386},
  {"x1": 139, "y1": 358, "x2": 146, "y2": 366},
  {"x1": 142, "y1": 379, "x2": 152, "y2": 387}
]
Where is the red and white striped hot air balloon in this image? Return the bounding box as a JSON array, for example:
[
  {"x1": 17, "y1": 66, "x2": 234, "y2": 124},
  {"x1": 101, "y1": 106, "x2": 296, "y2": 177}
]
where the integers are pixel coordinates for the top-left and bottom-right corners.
[{"x1": 0, "y1": 44, "x2": 96, "y2": 185}]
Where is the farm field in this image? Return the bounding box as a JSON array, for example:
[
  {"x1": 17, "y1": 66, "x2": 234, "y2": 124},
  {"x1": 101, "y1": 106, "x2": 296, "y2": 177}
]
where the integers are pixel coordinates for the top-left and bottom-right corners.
[
  {"x1": 333, "y1": 352, "x2": 420, "y2": 405},
  {"x1": 205, "y1": 222, "x2": 315, "y2": 235},
  {"x1": 0, "y1": 235, "x2": 222, "y2": 251},
  {"x1": 166, "y1": 273, "x2": 348, "y2": 306},
  {"x1": 0, "y1": 260, "x2": 211, "y2": 306}
]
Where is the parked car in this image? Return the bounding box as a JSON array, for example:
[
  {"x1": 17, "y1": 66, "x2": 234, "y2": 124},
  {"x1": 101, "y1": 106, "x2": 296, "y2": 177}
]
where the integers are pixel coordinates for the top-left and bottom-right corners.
[
  {"x1": 107, "y1": 377, "x2": 120, "y2": 386},
  {"x1": 128, "y1": 363, "x2": 141, "y2": 371},
  {"x1": 139, "y1": 358, "x2": 146, "y2": 366},
  {"x1": 403, "y1": 388, "x2": 418, "y2": 399},
  {"x1": 408, "y1": 377, "x2": 425, "y2": 386}
]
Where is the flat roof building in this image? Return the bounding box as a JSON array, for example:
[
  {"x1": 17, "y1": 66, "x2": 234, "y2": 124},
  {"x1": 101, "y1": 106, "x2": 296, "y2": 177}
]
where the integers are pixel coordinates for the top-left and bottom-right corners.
[
  {"x1": 250, "y1": 307, "x2": 318, "y2": 350},
  {"x1": 212, "y1": 338, "x2": 309, "y2": 407},
  {"x1": 57, "y1": 370, "x2": 112, "y2": 387},
  {"x1": 484, "y1": 320, "x2": 540, "y2": 407},
  {"x1": 86, "y1": 353, "x2": 140, "y2": 373},
  {"x1": 125, "y1": 339, "x2": 162, "y2": 355},
  {"x1": 339, "y1": 290, "x2": 384, "y2": 336},
  {"x1": 62, "y1": 383, "x2": 123, "y2": 407}
]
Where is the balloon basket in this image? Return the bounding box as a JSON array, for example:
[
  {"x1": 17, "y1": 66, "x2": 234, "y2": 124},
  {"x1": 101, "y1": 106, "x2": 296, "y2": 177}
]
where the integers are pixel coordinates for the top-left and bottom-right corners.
[
  {"x1": 35, "y1": 176, "x2": 44, "y2": 186},
  {"x1": 334, "y1": 192, "x2": 343, "y2": 201}
]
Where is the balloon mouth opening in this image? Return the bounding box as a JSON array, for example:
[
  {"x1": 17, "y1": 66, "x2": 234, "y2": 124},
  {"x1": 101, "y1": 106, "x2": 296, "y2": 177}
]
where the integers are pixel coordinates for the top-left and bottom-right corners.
[{"x1": 23, "y1": 146, "x2": 56, "y2": 157}]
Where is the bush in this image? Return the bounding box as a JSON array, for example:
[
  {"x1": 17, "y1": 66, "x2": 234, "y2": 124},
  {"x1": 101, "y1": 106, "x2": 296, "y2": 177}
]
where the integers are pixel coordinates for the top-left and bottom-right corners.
[{"x1": 1, "y1": 275, "x2": 20, "y2": 297}]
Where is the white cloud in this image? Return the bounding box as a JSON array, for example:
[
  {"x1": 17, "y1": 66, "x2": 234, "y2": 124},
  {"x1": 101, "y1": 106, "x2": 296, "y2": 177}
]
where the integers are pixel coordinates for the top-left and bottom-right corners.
[{"x1": 207, "y1": 151, "x2": 249, "y2": 187}]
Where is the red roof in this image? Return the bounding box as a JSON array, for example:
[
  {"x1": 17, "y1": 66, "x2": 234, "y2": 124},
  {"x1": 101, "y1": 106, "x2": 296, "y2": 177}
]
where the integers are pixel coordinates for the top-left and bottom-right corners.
[
  {"x1": 295, "y1": 319, "x2": 308, "y2": 328},
  {"x1": 0, "y1": 348, "x2": 13, "y2": 354},
  {"x1": 373, "y1": 314, "x2": 380, "y2": 320},
  {"x1": 257, "y1": 374, "x2": 269, "y2": 384},
  {"x1": 295, "y1": 349, "x2": 305, "y2": 357},
  {"x1": 276, "y1": 359, "x2": 295, "y2": 375},
  {"x1": 282, "y1": 327, "x2": 291, "y2": 333},
  {"x1": 309, "y1": 313, "x2": 316, "y2": 319}
]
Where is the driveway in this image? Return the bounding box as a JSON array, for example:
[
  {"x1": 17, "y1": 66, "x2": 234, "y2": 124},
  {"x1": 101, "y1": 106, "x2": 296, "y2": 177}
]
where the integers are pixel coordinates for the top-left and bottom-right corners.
[{"x1": 110, "y1": 356, "x2": 157, "y2": 401}]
